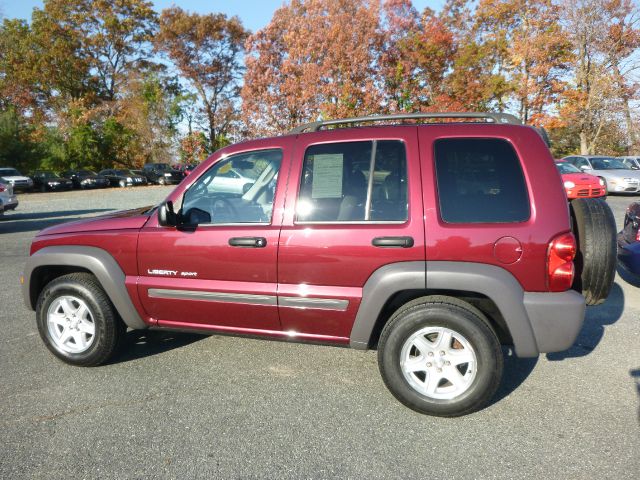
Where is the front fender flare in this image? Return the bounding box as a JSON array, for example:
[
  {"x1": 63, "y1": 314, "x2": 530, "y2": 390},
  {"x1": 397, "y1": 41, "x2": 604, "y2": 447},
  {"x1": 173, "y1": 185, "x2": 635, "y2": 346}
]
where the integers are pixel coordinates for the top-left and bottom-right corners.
[{"x1": 23, "y1": 245, "x2": 147, "y2": 330}]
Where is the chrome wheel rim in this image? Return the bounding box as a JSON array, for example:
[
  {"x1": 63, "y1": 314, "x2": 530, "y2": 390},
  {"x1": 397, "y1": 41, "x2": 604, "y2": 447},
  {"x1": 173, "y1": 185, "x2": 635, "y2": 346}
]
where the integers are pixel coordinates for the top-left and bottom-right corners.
[
  {"x1": 47, "y1": 295, "x2": 96, "y2": 354},
  {"x1": 400, "y1": 326, "x2": 477, "y2": 400}
]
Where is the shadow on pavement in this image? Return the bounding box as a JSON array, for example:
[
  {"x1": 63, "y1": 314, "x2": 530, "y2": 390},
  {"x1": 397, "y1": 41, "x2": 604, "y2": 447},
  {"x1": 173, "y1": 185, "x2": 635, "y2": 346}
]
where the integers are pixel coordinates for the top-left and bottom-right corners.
[
  {"x1": 630, "y1": 369, "x2": 640, "y2": 422},
  {"x1": 0, "y1": 209, "x2": 113, "y2": 234},
  {"x1": 547, "y1": 283, "x2": 625, "y2": 361},
  {"x1": 112, "y1": 330, "x2": 206, "y2": 364},
  {"x1": 491, "y1": 349, "x2": 538, "y2": 406}
]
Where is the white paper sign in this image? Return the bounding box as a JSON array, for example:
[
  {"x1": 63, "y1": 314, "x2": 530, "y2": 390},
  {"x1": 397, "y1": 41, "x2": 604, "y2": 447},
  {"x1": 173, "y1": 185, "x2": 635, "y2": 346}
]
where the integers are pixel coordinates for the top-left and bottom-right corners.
[{"x1": 311, "y1": 154, "x2": 343, "y2": 198}]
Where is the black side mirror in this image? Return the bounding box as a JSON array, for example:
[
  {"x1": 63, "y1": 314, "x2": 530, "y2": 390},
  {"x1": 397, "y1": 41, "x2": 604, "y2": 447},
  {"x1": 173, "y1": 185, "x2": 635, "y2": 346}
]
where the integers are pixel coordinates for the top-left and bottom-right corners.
[{"x1": 158, "y1": 200, "x2": 178, "y2": 227}]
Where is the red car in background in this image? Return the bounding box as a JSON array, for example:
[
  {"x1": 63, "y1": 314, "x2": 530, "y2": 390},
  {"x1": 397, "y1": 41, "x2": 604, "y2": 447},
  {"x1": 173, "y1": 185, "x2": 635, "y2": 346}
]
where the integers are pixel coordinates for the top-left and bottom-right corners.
[{"x1": 555, "y1": 161, "x2": 606, "y2": 199}]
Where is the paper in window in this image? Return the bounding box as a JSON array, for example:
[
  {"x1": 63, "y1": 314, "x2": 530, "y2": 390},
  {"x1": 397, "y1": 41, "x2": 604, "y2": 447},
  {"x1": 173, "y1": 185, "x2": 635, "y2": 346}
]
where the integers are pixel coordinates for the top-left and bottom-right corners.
[{"x1": 311, "y1": 154, "x2": 343, "y2": 198}]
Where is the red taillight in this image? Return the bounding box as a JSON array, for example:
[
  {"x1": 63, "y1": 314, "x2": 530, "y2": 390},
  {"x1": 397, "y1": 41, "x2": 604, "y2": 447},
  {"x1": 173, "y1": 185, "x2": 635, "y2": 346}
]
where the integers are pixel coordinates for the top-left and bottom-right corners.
[
  {"x1": 547, "y1": 232, "x2": 576, "y2": 291},
  {"x1": 0, "y1": 185, "x2": 5, "y2": 192},
  {"x1": 635, "y1": 228, "x2": 640, "y2": 242}
]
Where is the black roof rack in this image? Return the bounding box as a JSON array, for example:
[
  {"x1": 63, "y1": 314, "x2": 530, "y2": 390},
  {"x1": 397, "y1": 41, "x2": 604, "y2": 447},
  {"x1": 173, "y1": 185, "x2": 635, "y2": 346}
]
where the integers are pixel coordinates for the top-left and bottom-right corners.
[{"x1": 289, "y1": 112, "x2": 523, "y2": 134}]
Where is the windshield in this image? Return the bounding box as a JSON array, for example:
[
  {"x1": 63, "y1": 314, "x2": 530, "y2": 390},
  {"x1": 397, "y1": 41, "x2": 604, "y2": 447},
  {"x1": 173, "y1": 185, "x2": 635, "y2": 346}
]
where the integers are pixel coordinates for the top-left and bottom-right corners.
[
  {"x1": 40, "y1": 172, "x2": 59, "y2": 179},
  {"x1": 79, "y1": 170, "x2": 97, "y2": 175},
  {"x1": 0, "y1": 168, "x2": 21, "y2": 176},
  {"x1": 155, "y1": 164, "x2": 171, "y2": 171},
  {"x1": 114, "y1": 169, "x2": 133, "y2": 176},
  {"x1": 591, "y1": 158, "x2": 628, "y2": 170},
  {"x1": 556, "y1": 163, "x2": 581, "y2": 174}
]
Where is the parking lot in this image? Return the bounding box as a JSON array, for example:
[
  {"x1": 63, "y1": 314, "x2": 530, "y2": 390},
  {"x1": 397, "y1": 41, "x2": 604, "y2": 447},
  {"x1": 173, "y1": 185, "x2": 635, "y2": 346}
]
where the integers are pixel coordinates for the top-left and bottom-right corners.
[{"x1": 0, "y1": 187, "x2": 638, "y2": 478}]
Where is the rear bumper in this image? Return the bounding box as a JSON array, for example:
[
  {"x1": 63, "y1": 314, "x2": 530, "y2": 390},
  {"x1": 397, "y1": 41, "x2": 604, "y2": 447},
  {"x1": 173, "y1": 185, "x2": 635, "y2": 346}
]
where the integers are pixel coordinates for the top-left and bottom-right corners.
[
  {"x1": 523, "y1": 290, "x2": 586, "y2": 353},
  {"x1": 3, "y1": 195, "x2": 18, "y2": 210}
]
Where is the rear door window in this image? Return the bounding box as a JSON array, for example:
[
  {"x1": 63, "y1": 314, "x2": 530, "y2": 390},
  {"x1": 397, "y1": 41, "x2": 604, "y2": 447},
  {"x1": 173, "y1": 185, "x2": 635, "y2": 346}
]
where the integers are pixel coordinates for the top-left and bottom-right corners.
[
  {"x1": 434, "y1": 138, "x2": 530, "y2": 223},
  {"x1": 296, "y1": 140, "x2": 408, "y2": 222}
]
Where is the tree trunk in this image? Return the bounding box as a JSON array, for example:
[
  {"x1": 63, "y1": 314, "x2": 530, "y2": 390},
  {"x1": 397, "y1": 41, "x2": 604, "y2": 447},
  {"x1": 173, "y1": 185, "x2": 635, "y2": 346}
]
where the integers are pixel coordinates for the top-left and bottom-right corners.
[{"x1": 580, "y1": 130, "x2": 589, "y2": 155}]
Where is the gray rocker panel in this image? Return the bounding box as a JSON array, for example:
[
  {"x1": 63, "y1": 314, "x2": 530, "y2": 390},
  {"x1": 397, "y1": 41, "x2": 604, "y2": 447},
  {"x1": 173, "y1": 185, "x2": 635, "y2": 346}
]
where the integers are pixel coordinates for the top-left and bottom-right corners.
[{"x1": 23, "y1": 245, "x2": 147, "y2": 330}]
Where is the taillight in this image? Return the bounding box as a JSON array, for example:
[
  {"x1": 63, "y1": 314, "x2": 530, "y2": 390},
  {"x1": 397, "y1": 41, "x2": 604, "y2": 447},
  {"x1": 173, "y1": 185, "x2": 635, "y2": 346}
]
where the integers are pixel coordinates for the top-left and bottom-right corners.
[
  {"x1": 0, "y1": 185, "x2": 5, "y2": 192},
  {"x1": 547, "y1": 232, "x2": 576, "y2": 291},
  {"x1": 635, "y1": 228, "x2": 640, "y2": 242}
]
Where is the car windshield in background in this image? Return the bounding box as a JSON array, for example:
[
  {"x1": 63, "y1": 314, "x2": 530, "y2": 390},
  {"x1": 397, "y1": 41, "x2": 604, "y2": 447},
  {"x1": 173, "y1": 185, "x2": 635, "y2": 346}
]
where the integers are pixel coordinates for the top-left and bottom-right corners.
[
  {"x1": 39, "y1": 172, "x2": 59, "y2": 179},
  {"x1": 155, "y1": 164, "x2": 171, "y2": 171},
  {"x1": 0, "y1": 168, "x2": 21, "y2": 176},
  {"x1": 114, "y1": 170, "x2": 134, "y2": 176},
  {"x1": 556, "y1": 163, "x2": 581, "y2": 174},
  {"x1": 79, "y1": 170, "x2": 97, "y2": 175},
  {"x1": 591, "y1": 158, "x2": 627, "y2": 170}
]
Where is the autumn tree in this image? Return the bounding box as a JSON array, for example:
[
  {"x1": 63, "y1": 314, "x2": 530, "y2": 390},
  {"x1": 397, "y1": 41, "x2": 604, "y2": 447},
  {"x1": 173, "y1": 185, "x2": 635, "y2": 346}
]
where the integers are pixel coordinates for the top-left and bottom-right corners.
[
  {"x1": 242, "y1": 0, "x2": 383, "y2": 137},
  {"x1": 559, "y1": 0, "x2": 640, "y2": 154},
  {"x1": 472, "y1": 0, "x2": 571, "y2": 124},
  {"x1": 155, "y1": 7, "x2": 248, "y2": 152},
  {"x1": 380, "y1": 0, "x2": 458, "y2": 112}
]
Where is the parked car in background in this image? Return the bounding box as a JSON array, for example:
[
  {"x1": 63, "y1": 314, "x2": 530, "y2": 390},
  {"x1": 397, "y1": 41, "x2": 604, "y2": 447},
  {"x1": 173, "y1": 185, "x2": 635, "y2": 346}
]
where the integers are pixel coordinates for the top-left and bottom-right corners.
[
  {"x1": 0, "y1": 181, "x2": 18, "y2": 216},
  {"x1": 30, "y1": 171, "x2": 73, "y2": 192},
  {"x1": 142, "y1": 163, "x2": 183, "y2": 185},
  {"x1": 618, "y1": 202, "x2": 640, "y2": 275},
  {"x1": 182, "y1": 164, "x2": 197, "y2": 177},
  {"x1": 618, "y1": 156, "x2": 640, "y2": 171},
  {"x1": 98, "y1": 169, "x2": 147, "y2": 187},
  {"x1": 209, "y1": 166, "x2": 256, "y2": 194},
  {"x1": 562, "y1": 155, "x2": 640, "y2": 194},
  {"x1": 61, "y1": 169, "x2": 110, "y2": 189},
  {"x1": 0, "y1": 167, "x2": 33, "y2": 192},
  {"x1": 130, "y1": 170, "x2": 149, "y2": 185},
  {"x1": 555, "y1": 162, "x2": 606, "y2": 199}
]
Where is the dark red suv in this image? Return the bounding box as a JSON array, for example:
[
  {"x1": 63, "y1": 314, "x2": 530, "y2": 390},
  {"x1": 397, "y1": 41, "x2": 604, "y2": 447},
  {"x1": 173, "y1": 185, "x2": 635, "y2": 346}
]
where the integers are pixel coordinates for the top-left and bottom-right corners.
[{"x1": 22, "y1": 113, "x2": 616, "y2": 416}]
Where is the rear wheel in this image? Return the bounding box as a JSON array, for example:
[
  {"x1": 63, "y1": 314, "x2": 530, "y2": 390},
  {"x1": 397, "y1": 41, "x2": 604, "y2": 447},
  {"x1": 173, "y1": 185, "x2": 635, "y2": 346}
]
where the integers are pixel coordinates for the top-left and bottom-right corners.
[
  {"x1": 570, "y1": 198, "x2": 616, "y2": 305},
  {"x1": 378, "y1": 296, "x2": 503, "y2": 417},
  {"x1": 36, "y1": 273, "x2": 125, "y2": 366}
]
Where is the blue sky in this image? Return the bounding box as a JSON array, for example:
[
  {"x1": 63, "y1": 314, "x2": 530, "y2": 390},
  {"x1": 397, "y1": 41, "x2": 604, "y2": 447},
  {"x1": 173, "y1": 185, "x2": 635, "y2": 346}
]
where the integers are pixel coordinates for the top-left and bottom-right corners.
[{"x1": 1, "y1": 1, "x2": 445, "y2": 32}]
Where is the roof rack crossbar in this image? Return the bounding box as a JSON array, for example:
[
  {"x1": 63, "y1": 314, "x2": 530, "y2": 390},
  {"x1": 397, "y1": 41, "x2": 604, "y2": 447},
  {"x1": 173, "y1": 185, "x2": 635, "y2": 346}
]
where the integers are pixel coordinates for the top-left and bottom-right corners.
[{"x1": 289, "y1": 112, "x2": 522, "y2": 134}]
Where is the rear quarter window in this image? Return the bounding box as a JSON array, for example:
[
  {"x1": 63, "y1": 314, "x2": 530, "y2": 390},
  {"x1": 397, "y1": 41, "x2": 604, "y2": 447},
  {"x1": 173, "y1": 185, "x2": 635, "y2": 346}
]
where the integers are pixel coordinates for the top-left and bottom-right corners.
[{"x1": 434, "y1": 138, "x2": 530, "y2": 223}]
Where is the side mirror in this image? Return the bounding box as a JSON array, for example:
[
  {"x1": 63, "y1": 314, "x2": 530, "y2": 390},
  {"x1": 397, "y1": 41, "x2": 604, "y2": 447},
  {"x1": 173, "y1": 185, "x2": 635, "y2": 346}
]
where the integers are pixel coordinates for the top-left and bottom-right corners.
[
  {"x1": 183, "y1": 207, "x2": 211, "y2": 226},
  {"x1": 158, "y1": 200, "x2": 177, "y2": 227}
]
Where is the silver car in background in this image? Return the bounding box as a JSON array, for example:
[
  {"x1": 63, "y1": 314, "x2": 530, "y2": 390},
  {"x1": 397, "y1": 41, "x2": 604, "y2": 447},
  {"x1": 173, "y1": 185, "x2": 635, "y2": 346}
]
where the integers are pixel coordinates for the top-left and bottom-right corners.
[
  {"x1": 618, "y1": 156, "x2": 640, "y2": 171},
  {"x1": 562, "y1": 155, "x2": 640, "y2": 194}
]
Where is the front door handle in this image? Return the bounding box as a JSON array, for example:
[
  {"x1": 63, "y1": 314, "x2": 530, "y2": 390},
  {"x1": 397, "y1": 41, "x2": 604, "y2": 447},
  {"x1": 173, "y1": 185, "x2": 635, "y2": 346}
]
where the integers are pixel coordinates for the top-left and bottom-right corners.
[
  {"x1": 228, "y1": 237, "x2": 267, "y2": 248},
  {"x1": 372, "y1": 236, "x2": 414, "y2": 248}
]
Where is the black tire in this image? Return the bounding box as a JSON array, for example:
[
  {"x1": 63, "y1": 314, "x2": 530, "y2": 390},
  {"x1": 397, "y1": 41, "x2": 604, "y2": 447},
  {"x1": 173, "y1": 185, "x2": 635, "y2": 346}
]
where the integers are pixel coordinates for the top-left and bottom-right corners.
[
  {"x1": 158, "y1": 177, "x2": 166, "y2": 186},
  {"x1": 378, "y1": 296, "x2": 503, "y2": 417},
  {"x1": 40, "y1": 184, "x2": 47, "y2": 193},
  {"x1": 36, "y1": 272, "x2": 126, "y2": 366},
  {"x1": 570, "y1": 198, "x2": 616, "y2": 305},
  {"x1": 118, "y1": 179, "x2": 126, "y2": 188}
]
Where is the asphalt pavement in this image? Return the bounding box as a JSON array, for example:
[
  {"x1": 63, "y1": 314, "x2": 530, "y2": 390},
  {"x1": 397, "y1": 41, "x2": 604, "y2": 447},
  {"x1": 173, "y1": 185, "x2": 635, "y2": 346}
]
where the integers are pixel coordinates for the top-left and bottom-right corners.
[{"x1": 0, "y1": 187, "x2": 638, "y2": 479}]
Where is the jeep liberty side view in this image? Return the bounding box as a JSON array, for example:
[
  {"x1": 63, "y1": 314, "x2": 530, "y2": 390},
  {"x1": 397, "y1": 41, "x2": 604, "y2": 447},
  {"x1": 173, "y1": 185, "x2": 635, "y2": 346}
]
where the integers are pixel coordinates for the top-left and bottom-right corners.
[{"x1": 23, "y1": 113, "x2": 616, "y2": 417}]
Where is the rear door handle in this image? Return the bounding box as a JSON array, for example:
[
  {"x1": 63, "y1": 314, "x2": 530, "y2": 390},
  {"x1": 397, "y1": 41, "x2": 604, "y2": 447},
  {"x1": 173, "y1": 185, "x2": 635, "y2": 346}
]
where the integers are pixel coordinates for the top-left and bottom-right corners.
[
  {"x1": 228, "y1": 237, "x2": 267, "y2": 248},
  {"x1": 372, "y1": 236, "x2": 414, "y2": 248}
]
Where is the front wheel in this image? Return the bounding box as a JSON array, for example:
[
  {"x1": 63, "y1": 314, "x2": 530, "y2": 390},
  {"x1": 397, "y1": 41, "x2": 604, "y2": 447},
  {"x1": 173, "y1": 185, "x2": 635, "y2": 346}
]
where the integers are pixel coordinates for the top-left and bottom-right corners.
[
  {"x1": 378, "y1": 296, "x2": 503, "y2": 417},
  {"x1": 158, "y1": 177, "x2": 166, "y2": 186},
  {"x1": 118, "y1": 179, "x2": 126, "y2": 188},
  {"x1": 36, "y1": 273, "x2": 125, "y2": 366}
]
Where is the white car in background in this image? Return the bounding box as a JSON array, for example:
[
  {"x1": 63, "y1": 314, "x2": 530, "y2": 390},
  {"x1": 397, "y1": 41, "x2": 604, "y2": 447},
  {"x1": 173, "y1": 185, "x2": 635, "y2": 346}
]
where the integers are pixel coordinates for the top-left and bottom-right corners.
[
  {"x1": 0, "y1": 167, "x2": 33, "y2": 192},
  {"x1": 0, "y1": 181, "x2": 18, "y2": 217}
]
